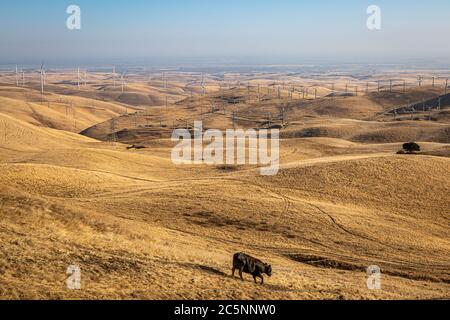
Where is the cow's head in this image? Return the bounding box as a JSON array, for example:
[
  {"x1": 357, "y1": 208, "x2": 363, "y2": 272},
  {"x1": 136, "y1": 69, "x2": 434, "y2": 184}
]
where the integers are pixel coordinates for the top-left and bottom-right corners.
[{"x1": 265, "y1": 264, "x2": 272, "y2": 277}]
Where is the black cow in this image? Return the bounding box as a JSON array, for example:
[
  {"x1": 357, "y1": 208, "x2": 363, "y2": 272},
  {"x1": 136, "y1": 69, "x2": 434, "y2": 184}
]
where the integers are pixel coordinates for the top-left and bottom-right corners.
[
  {"x1": 126, "y1": 145, "x2": 146, "y2": 150},
  {"x1": 232, "y1": 252, "x2": 272, "y2": 284}
]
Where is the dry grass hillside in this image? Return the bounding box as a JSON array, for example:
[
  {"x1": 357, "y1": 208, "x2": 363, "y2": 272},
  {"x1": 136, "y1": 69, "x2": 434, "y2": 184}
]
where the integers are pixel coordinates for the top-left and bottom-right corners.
[
  {"x1": 0, "y1": 86, "x2": 135, "y2": 132},
  {"x1": 80, "y1": 86, "x2": 450, "y2": 146},
  {"x1": 0, "y1": 70, "x2": 449, "y2": 300}
]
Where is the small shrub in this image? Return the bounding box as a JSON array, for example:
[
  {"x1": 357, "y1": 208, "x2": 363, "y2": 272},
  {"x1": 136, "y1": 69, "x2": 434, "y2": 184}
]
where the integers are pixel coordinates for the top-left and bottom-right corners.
[
  {"x1": 398, "y1": 142, "x2": 421, "y2": 154},
  {"x1": 402, "y1": 142, "x2": 421, "y2": 153}
]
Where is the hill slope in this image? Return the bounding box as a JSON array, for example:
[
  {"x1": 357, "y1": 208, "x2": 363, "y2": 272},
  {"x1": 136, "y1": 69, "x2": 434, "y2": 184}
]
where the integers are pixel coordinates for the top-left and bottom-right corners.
[{"x1": 1, "y1": 119, "x2": 449, "y2": 299}]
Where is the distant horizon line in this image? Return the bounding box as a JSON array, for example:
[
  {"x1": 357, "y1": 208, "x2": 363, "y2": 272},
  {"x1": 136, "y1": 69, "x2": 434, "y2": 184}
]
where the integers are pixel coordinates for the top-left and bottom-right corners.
[{"x1": 1, "y1": 55, "x2": 450, "y2": 74}]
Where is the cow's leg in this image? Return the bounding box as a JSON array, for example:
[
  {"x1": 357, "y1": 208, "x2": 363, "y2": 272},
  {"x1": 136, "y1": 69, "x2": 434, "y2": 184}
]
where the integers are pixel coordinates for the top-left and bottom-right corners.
[
  {"x1": 232, "y1": 267, "x2": 236, "y2": 278},
  {"x1": 253, "y1": 275, "x2": 257, "y2": 284},
  {"x1": 260, "y1": 276, "x2": 264, "y2": 285},
  {"x1": 239, "y1": 267, "x2": 244, "y2": 281}
]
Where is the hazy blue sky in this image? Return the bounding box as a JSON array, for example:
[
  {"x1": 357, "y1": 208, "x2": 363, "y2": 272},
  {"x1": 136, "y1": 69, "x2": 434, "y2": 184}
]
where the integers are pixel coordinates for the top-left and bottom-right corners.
[{"x1": 1, "y1": 0, "x2": 450, "y2": 65}]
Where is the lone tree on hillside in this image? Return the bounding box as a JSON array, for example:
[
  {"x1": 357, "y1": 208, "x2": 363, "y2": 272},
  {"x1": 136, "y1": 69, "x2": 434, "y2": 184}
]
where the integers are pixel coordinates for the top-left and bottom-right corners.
[{"x1": 402, "y1": 142, "x2": 421, "y2": 153}]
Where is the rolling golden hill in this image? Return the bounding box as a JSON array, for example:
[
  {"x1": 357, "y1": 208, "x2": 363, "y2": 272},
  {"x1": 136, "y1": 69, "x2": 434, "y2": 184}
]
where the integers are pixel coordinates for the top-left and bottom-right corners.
[{"x1": 0, "y1": 72, "x2": 449, "y2": 300}]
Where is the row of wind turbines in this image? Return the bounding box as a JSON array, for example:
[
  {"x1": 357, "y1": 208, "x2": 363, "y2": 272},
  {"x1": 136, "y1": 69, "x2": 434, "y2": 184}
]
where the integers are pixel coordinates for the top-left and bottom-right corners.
[
  {"x1": 11, "y1": 64, "x2": 201, "y2": 98},
  {"x1": 12, "y1": 65, "x2": 128, "y2": 95},
  {"x1": 12, "y1": 66, "x2": 447, "y2": 102},
  {"x1": 13, "y1": 64, "x2": 46, "y2": 94},
  {"x1": 13, "y1": 64, "x2": 47, "y2": 94}
]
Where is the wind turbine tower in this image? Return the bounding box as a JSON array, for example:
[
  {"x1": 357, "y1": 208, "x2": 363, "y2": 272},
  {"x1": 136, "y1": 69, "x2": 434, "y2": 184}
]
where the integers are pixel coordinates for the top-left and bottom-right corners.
[
  {"x1": 121, "y1": 72, "x2": 126, "y2": 93},
  {"x1": 39, "y1": 64, "x2": 45, "y2": 94},
  {"x1": 201, "y1": 73, "x2": 205, "y2": 95},
  {"x1": 113, "y1": 66, "x2": 116, "y2": 88},
  {"x1": 77, "y1": 67, "x2": 80, "y2": 89},
  {"x1": 15, "y1": 65, "x2": 19, "y2": 86}
]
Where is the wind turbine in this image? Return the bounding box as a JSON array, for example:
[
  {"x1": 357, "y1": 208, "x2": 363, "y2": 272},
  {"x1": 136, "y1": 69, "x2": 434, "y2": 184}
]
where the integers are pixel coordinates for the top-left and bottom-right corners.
[
  {"x1": 21, "y1": 69, "x2": 25, "y2": 86},
  {"x1": 201, "y1": 73, "x2": 205, "y2": 95},
  {"x1": 77, "y1": 67, "x2": 80, "y2": 89},
  {"x1": 15, "y1": 65, "x2": 19, "y2": 86},
  {"x1": 38, "y1": 64, "x2": 46, "y2": 94},
  {"x1": 112, "y1": 66, "x2": 116, "y2": 88},
  {"x1": 120, "y1": 72, "x2": 126, "y2": 93}
]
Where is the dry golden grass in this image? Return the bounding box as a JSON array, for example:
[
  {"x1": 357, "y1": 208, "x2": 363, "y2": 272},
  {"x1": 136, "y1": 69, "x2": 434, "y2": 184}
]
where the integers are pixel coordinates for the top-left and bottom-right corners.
[{"x1": 0, "y1": 72, "x2": 449, "y2": 300}]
